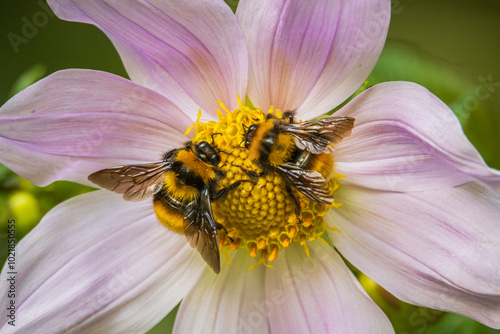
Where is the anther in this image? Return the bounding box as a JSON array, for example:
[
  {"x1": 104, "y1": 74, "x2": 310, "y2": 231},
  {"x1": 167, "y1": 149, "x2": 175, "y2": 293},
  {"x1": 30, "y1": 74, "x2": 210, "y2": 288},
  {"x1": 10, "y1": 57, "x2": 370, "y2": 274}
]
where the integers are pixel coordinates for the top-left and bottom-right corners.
[
  {"x1": 268, "y1": 245, "x2": 279, "y2": 262},
  {"x1": 257, "y1": 238, "x2": 267, "y2": 250},
  {"x1": 249, "y1": 243, "x2": 257, "y2": 257},
  {"x1": 230, "y1": 238, "x2": 241, "y2": 250},
  {"x1": 282, "y1": 237, "x2": 291, "y2": 248}
]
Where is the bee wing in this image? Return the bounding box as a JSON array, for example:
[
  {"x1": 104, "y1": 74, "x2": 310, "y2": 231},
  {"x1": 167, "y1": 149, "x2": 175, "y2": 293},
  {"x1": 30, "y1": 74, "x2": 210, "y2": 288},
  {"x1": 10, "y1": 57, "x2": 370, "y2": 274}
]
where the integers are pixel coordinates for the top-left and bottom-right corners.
[
  {"x1": 277, "y1": 163, "x2": 334, "y2": 205},
  {"x1": 284, "y1": 116, "x2": 355, "y2": 154},
  {"x1": 184, "y1": 188, "x2": 221, "y2": 274},
  {"x1": 88, "y1": 162, "x2": 171, "y2": 202}
]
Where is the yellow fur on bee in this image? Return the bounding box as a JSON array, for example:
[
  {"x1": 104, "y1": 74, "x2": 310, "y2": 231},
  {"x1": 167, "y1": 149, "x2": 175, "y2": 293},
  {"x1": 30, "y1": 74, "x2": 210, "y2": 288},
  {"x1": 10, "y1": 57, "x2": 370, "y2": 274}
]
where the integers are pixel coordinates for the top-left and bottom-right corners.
[
  {"x1": 268, "y1": 133, "x2": 295, "y2": 167},
  {"x1": 153, "y1": 200, "x2": 186, "y2": 233},
  {"x1": 175, "y1": 149, "x2": 216, "y2": 183},
  {"x1": 309, "y1": 153, "x2": 334, "y2": 180},
  {"x1": 248, "y1": 121, "x2": 274, "y2": 161},
  {"x1": 163, "y1": 171, "x2": 199, "y2": 201}
]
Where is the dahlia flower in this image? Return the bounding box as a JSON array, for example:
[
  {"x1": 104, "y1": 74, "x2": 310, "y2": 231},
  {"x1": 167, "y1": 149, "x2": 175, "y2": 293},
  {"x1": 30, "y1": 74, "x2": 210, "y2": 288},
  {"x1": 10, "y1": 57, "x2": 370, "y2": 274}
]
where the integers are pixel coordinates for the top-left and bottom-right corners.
[{"x1": 1, "y1": 0, "x2": 500, "y2": 333}]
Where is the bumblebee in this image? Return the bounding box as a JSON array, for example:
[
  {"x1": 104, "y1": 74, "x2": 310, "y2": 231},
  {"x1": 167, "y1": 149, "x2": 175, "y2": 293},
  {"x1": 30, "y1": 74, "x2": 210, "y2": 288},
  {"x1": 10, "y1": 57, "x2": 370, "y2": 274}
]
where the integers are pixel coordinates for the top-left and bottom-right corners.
[
  {"x1": 88, "y1": 141, "x2": 242, "y2": 274},
  {"x1": 242, "y1": 112, "x2": 354, "y2": 212}
]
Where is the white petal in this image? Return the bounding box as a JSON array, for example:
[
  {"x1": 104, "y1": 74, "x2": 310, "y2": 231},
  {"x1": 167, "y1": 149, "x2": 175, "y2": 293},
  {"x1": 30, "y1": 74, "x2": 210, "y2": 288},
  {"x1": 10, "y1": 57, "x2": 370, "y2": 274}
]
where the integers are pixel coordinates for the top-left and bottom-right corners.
[
  {"x1": 334, "y1": 82, "x2": 500, "y2": 193},
  {"x1": 327, "y1": 182, "x2": 500, "y2": 328},
  {"x1": 174, "y1": 251, "x2": 270, "y2": 334},
  {"x1": 237, "y1": 0, "x2": 389, "y2": 119},
  {"x1": 0, "y1": 69, "x2": 190, "y2": 187},
  {"x1": 0, "y1": 191, "x2": 206, "y2": 333},
  {"x1": 48, "y1": 0, "x2": 248, "y2": 115},
  {"x1": 265, "y1": 242, "x2": 394, "y2": 333}
]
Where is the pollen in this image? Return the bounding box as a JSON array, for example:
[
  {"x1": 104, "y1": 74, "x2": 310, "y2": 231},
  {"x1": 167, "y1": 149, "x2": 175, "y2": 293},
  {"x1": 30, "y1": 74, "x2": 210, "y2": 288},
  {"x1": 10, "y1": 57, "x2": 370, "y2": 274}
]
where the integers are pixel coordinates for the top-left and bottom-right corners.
[{"x1": 188, "y1": 97, "x2": 343, "y2": 268}]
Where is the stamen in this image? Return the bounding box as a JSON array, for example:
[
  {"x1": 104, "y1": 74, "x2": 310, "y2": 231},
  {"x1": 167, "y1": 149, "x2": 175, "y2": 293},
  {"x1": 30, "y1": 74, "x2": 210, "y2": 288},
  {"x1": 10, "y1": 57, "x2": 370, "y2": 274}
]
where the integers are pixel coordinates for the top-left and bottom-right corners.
[
  {"x1": 249, "y1": 243, "x2": 257, "y2": 258},
  {"x1": 230, "y1": 238, "x2": 241, "y2": 250},
  {"x1": 248, "y1": 249, "x2": 274, "y2": 271},
  {"x1": 268, "y1": 244, "x2": 279, "y2": 262},
  {"x1": 282, "y1": 237, "x2": 291, "y2": 248},
  {"x1": 257, "y1": 238, "x2": 267, "y2": 250},
  {"x1": 325, "y1": 225, "x2": 342, "y2": 233},
  {"x1": 184, "y1": 109, "x2": 202, "y2": 136}
]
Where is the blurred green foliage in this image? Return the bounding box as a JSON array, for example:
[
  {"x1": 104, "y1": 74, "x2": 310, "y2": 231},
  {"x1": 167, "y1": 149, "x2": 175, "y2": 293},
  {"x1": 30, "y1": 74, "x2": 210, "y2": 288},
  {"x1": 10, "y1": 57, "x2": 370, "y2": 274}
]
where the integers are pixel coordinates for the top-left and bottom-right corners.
[{"x1": 1, "y1": 0, "x2": 499, "y2": 333}]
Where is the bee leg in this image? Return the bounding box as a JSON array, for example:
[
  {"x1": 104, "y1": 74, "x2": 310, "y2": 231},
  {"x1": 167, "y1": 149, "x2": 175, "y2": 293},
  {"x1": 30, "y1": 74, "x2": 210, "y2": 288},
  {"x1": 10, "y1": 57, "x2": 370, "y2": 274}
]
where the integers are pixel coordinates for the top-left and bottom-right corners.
[
  {"x1": 212, "y1": 180, "x2": 249, "y2": 200},
  {"x1": 215, "y1": 223, "x2": 234, "y2": 242},
  {"x1": 240, "y1": 167, "x2": 265, "y2": 180},
  {"x1": 285, "y1": 184, "x2": 303, "y2": 222}
]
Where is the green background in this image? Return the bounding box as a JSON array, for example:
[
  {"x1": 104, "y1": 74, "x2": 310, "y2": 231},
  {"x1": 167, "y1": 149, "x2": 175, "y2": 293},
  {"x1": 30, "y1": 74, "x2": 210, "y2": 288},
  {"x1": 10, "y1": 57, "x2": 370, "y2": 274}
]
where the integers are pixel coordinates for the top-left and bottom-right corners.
[{"x1": 1, "y1": 1, "x2": 499, "y2": 333}]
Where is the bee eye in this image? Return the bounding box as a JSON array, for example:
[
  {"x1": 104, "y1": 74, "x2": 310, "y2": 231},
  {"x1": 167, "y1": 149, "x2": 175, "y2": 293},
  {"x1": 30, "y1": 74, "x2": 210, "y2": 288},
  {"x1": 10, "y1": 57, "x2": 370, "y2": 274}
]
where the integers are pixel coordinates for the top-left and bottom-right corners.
[
  {"x1": 211, "y1": 154, "x2": 221, "y2": 165},
  {"x1": 282, "y1": 111, "x2": 294, "y2": 122}
]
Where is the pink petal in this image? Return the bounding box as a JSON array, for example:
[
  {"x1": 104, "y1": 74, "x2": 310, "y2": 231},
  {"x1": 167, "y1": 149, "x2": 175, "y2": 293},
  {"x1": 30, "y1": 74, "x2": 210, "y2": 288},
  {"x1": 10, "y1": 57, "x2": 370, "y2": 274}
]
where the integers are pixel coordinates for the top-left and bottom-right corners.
[
  {"x1": 0, "y1": 191, "x2": 205, "y2": 333},
  {"x1": 0, "y1": 69, "x2": 190, "y2": 187},
  {"x1": 265, "y1": 242, "x2": 394, "y2": 333},
  {"x1": 327, "y1": 182, "x2": 500, "y2": 328},
  {"x1": 237, "y1": 0, "x2": 389, "y2": 119},
  {"x1": 48, "y1": 0, "x2": 248, "y2": 116},
  {"x1": 334, "y1": 82, "x2": 500, "y2": 193},
  {"x1": 174, "y1": 251, "x2": 270, "y2": 334}
]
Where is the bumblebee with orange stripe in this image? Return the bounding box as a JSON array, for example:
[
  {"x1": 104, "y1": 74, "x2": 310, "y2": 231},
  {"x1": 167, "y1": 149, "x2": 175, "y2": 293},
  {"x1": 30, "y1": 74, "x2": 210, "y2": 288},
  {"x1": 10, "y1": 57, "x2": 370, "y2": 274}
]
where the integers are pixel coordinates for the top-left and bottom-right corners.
[
  {"x1": 242, "y1": 111, "x2": 355, "y2": 214},
  {"x1": 88, "y1": 141, "x2": 242, "y2": 274}
]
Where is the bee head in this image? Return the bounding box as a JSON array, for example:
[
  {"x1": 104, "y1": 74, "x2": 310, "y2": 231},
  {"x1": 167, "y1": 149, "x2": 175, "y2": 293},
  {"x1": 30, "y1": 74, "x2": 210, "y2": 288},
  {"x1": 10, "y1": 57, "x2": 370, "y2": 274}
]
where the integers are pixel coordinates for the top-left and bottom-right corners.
[
  {"x1": 195, "y1": 141, "x2": 221, "y2": 167},
  {"x1": 282, "y1": 111, "x2": 295, "y2": 123},
  {"x1": 244, "y1": 124, "x2": 258, "y2": 149}
]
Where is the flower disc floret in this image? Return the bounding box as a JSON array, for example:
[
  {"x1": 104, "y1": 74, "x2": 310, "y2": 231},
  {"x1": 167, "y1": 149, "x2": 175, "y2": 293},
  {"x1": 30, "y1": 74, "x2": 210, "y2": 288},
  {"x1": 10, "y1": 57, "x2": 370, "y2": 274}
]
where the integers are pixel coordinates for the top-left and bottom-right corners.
[{"x1": 188, "y1": 98, "x2": 343, "y2": 268}]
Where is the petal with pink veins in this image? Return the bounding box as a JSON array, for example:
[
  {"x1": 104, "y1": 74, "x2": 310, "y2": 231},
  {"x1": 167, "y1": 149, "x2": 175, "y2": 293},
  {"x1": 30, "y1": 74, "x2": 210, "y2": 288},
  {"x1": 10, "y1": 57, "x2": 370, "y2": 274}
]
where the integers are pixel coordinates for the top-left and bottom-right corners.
[
  {"x1": 0, "y1": 69, "x2": 191, "y2": 187},
  {"x1": 0, "y1": 191, "x2": 206, "y2": 333},
  {"x1": 327, "y1": 182, "x2": 500, "y2": 328},
  {"x1": 174, "y1": 251, "x2": 270, "y2": 334},
  {"x1": 47, "y1": 0, "x2": 248, "y2": 116},
  {"x1": 334, "y1": 82, "x2": 500, "y2": 193},
  {"x1": 237, "y1": 0, "x2": 389, "y2": 119},
  {"x1": 265, "y1": 242, "x2": 394, "y2": 334}
]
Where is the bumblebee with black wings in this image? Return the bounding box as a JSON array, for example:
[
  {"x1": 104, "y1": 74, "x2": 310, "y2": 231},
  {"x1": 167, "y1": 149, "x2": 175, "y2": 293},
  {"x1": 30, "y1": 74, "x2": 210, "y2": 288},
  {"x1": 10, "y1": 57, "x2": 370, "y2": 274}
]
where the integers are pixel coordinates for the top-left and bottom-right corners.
[{"x1": 88, "y1": 141, "x2": 242, "y2": 274}]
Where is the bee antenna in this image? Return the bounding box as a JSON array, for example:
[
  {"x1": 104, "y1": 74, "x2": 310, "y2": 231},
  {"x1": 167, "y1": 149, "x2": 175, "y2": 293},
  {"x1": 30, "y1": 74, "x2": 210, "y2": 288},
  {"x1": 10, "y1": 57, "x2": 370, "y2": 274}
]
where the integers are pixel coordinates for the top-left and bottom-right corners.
[
  {"x1": 242, "y1": 123, "x2": 248, "y2": 132},
  {"x1": 211, "y1": 132, "x2": 223, "y2": 145}
]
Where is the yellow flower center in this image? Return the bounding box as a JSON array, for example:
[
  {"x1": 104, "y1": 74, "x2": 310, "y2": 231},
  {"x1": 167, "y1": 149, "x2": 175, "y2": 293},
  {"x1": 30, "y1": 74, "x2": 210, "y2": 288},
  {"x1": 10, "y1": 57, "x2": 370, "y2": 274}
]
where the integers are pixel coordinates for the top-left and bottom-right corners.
[{"x1": 187, "y1": 98, "x2": 343, "y2": 269}]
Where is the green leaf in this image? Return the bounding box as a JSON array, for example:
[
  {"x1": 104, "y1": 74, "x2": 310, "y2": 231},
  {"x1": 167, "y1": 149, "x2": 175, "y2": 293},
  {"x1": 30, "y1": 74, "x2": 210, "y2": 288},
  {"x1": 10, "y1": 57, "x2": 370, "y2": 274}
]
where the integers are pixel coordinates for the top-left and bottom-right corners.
[
  {"x1": 224, "y1": 0, "x2": 239, "y2": 13},
  {"x1": 9, "y1": 63, "x2": 47, "y2": 97}
]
